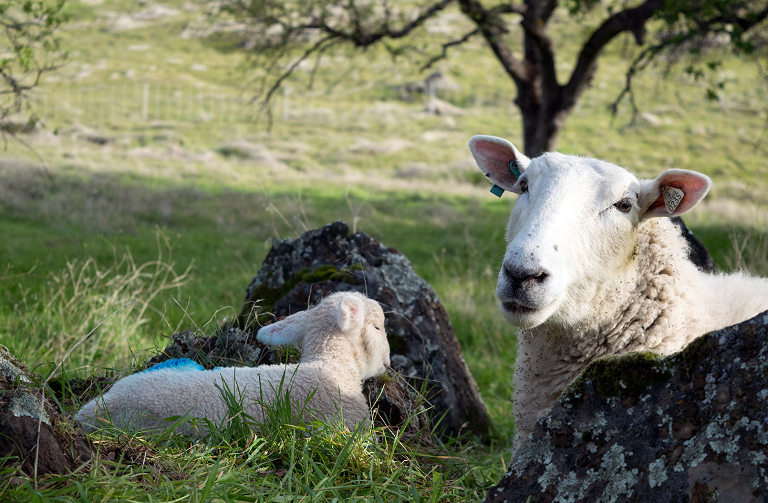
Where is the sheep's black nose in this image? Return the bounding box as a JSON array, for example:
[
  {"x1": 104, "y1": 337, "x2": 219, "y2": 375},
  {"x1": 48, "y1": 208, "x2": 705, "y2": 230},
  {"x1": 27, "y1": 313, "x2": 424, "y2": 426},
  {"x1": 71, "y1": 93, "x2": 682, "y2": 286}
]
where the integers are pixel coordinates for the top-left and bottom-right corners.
[{"x1": 503, "y1": 263, "x2": 549, "y2": 286}]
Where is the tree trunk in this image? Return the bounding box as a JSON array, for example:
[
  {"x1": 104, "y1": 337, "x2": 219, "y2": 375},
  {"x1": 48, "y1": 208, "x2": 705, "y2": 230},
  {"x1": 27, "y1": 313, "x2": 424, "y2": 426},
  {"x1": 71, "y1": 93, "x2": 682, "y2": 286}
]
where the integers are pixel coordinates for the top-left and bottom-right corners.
[
  {"x1": 520, "y1": 103, "x2": 568, "y2": 157},
  {"x1": 515, "y1": 67, "x2": 569, "y2": 157},
  {"x1": 515, "y1": 0, "x2": 566, "y2": 157}
]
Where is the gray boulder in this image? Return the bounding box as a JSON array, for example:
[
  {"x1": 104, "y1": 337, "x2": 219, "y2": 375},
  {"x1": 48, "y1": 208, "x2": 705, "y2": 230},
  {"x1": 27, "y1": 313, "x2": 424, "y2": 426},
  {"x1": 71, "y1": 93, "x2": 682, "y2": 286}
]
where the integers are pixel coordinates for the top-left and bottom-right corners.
[
  {"x1": 238, "y1": 221, "x2": 493, "y2": 440},
  {"x1": 486, "y1": 310, "x2": 768, "y2": 502}
]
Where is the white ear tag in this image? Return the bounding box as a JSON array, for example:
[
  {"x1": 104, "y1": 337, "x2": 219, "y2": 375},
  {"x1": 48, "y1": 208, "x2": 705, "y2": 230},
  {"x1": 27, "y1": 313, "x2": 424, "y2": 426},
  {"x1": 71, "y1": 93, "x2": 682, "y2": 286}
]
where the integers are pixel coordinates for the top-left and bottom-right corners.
[{"x1": 662, "y1": 185, "x2": 684, "y2": 214}]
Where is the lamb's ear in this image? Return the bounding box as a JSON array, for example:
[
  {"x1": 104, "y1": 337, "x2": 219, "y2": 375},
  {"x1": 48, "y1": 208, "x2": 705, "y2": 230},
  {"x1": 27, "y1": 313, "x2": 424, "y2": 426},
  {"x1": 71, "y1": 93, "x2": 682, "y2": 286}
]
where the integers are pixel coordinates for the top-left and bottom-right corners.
[
  {"x1": 468, "y1": 135, "x2": 530, "y2": 196},
  {"x1": 256, "y1": 310, "x2": 308, "y2": 346},
  {"x1": 638, "y1": 169, "x2": 712, "y2": 221},
  {"x1": 335, "y1": 294, "x2": 365, "y2": 333}
]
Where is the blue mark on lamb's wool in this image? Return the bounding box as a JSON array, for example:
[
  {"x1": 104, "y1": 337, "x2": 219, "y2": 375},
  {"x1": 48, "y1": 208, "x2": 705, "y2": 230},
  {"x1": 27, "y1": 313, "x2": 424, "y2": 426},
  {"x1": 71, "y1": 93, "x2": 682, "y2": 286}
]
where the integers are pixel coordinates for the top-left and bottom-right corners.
[{"x1": 143, "y1": 358, "x2": 205, "y2": 373}]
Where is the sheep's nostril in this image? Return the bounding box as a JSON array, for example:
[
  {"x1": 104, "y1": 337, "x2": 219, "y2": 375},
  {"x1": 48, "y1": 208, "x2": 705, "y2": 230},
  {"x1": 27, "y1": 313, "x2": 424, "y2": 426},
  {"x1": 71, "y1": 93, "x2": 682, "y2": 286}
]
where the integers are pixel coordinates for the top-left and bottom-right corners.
[
  {"x1": 503, "y1": 263, "x2": 549, "y2": 285},
  {"x1": 502, "y1": 263, "x2": 516, "y2": 281}
]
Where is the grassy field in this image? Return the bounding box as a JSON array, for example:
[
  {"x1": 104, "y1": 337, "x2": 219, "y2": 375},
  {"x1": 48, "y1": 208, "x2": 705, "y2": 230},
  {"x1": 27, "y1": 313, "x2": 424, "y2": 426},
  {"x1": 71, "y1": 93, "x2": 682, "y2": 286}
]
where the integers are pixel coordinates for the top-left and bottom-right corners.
[{"x1": 2, "y1": 0, "x2": 768, "y2": 500}]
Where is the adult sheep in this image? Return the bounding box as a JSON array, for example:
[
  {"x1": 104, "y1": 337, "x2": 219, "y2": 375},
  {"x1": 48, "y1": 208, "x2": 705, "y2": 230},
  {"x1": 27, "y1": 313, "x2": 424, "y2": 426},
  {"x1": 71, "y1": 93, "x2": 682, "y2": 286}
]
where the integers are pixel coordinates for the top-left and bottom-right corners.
[
  {"x1": 76, "y1": 291, "x2": 391, "y2": 436},
  {"x1": 468, "y1": 135, "x2": 768, "y2": 446}
]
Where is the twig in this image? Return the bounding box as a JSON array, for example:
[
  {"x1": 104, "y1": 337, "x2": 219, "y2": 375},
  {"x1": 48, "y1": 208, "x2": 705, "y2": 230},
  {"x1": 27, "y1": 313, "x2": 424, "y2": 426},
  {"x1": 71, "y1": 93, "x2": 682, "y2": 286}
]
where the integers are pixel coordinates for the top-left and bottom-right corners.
[
  {"x1": 34, "y1": 304, "x2": 127, "y2": 486},
  {"x1": 171, "y1": 296, "x2": 205, "y2": 337},
  {"x1": 420, "y1": 28, "x2": 479, "y2": 72},
  {"x1": 258, "y1": 35, "x2": 338, "y2": 122}
]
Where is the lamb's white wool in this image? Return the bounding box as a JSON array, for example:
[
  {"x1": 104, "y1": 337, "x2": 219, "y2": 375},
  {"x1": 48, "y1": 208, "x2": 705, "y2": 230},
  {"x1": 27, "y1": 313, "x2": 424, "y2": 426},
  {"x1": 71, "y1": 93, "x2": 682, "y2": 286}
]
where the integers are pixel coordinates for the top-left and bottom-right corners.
[
  {"x1": 75, "y1": 291, "x2": 390, "y2": 435},
  {"x1": 469, "y1": 134, "x2": 768, "y2": 446}
]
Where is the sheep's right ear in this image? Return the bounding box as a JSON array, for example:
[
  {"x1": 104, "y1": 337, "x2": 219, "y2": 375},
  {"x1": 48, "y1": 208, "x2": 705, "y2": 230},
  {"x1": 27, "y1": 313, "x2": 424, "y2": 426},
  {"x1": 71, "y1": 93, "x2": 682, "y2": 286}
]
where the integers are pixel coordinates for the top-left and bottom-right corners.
[
  {"x1": 468, "y1": 135, "x2": 530, "y2": 196},
  {"x1": 257, "y1": 310, "x2": 308, "y2": 346},
  {"x1": 638, "y1": 169, "x2": 711, "y2": 221},
  {"x1": 335, "y1": 294, "x2": 365, "y2": 333}
]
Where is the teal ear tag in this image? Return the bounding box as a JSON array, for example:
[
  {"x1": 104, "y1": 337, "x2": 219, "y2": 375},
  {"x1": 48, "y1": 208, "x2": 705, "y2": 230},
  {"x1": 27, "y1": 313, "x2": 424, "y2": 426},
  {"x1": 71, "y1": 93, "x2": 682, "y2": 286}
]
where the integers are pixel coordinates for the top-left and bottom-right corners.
[
  {"x1": 490, "y1": 184, "x2": 504, "y2": 197},
  {"x1": 509, "y1": 159, "x2": 521, "y2": 178}
]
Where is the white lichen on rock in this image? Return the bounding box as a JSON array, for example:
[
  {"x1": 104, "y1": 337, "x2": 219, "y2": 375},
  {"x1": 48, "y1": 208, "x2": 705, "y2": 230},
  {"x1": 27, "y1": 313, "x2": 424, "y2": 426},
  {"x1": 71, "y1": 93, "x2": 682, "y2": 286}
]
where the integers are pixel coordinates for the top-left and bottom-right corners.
[
  {"x1": 585, "y1": 444, "x2": 639, "y2": 502},
  {"x1": 647, "y1": 457, "x2": 667, "y2": 488}
]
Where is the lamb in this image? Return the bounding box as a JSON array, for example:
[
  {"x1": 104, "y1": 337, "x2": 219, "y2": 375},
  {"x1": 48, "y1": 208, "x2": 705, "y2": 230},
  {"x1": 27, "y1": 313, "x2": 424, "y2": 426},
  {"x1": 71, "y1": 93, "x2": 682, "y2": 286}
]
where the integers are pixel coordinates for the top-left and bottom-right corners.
[
  {"x1": 468, "y1": 134, "x2": 768, "y2": 446},
  {"x1": 76, "y1": 291, "x2": 391, "y2": 436}
]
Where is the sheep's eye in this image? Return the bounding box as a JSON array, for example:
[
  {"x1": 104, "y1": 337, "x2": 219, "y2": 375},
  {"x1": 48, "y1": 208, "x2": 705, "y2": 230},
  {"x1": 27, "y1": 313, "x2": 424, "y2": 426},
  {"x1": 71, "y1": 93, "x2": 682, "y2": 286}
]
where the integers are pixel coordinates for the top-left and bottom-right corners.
[
  {"x1": 374, "y1": 326, "x2": 382, "y2": 331},
  {"x1": 518, "y1": 179, "x2": 528, "y2": 193},
  {"x1": 614, "y1": 198, "x2": 633, "y2": 213}
]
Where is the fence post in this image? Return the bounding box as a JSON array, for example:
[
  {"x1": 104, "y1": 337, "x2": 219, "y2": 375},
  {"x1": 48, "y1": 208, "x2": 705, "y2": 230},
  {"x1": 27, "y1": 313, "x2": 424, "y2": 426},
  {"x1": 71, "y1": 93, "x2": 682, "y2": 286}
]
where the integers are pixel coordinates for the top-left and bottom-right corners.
[
  {"x1": 142, "y1": 83, "x2": 149, "y2": 121},
  {"x1": 283, "y1": 86, "x2": 290, "y2": 121}
]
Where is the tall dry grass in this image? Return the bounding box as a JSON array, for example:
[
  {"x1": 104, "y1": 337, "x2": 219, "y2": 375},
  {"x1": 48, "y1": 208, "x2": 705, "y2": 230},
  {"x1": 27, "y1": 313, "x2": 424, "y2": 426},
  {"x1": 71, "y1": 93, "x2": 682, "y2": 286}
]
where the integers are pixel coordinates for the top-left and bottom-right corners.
[
  {"x1": 724, "y1": 227, "x2": 768, "y2": 276},
  {"x1": 2, "y1": 235, "x2": 191, "y2": 375}
]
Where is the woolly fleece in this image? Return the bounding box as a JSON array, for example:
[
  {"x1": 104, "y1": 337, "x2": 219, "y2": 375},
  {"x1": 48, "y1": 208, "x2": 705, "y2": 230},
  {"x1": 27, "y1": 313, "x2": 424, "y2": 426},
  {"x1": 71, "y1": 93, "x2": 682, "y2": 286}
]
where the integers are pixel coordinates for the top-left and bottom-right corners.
[
  {"x1": 512, "y1": 217, "x2": 768, "y2": 443},
  {"x1": 75, "y1": 291, "x2": 390, "y2": 436}
]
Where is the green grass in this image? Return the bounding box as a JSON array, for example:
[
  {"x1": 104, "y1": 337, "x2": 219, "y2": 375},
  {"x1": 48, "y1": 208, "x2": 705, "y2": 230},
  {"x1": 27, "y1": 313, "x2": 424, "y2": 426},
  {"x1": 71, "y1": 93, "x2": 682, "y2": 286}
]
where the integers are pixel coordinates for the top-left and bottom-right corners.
[{"x1": 2, "y1": 0, "x2": 768, "y2": 500}]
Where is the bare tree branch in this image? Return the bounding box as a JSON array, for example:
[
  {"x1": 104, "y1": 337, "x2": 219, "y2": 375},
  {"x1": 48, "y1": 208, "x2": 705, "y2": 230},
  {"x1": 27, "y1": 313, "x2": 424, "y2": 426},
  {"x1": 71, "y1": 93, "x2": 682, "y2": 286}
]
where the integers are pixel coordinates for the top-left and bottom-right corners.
[
  {"x1": 420, "y1": 28, "x2": 480, "y2": 71},
  {"x1": 490, "y1": 2, "x2": 525, "y2": 15},
  {"x1": 521, "y1": 14, "x2": 558, "y2": 96},
  {"x1": 608, "y1": 2, "x2": 768, "y2": 121},
  {"x1": 608, "y1": 44, "x2": 657, "y2": 124},
  {"x1": 257, "y1": 35, "x2": 339, "y2": 114},
  {"x1": 302, "y1": 0, "x2": 455, "y2": 46},
  {"x1": 562, "y1": 0, "x2": 663, "y2": 111},
  {"x1": 458, "y1": 0, "x2": 528, "y2": 85}
]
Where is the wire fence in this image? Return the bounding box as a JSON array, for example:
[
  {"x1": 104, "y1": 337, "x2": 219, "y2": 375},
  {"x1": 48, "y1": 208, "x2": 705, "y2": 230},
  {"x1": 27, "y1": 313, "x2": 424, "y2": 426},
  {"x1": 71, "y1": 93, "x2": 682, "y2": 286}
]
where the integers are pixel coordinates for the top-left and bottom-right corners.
[
  {"x1": 22, "y1": 79, "x2": 508, "y2": 132},
  {"x1": 28, "y1": 82, "x2": 260, "y2": 126}
]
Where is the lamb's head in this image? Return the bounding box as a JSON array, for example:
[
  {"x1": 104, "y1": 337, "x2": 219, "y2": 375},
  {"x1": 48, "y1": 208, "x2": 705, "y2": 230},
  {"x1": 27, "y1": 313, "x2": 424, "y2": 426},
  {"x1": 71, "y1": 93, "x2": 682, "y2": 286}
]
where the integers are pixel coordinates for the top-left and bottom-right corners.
[
  {"x1": 256, "y1": 291, "x2": 390, "y2": 380},
  {"x1": 469, "y1": 135, "x2": 712, "y2": 330}
]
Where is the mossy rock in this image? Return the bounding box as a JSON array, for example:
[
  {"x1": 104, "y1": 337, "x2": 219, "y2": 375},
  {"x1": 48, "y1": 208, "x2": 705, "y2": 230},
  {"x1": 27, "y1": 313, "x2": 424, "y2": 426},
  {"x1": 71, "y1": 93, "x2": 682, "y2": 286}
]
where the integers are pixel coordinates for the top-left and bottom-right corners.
[
  {"x1": 487, "y1": 311, "x2": 768, "y2": 502},
  {"x1": 565, "y1": 351, "x2": 673, "y2": 400},
  {"x1": 236, "y1": 221, "x2": 494, "y2": 441},
  {"x1": 237, "y1": 264, "x2": 364, "y2": 329}
]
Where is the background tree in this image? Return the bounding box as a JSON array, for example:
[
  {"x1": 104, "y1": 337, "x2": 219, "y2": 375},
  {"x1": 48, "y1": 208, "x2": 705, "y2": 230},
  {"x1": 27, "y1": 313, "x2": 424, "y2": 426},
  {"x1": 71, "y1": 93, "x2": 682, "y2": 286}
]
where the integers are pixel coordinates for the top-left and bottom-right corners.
[
  {"x1": 0, "y1": 0, "x2": 67, "y2": 129},
  {"x1": 219, "y1": 0, "x2": 768, "y2": 156}
]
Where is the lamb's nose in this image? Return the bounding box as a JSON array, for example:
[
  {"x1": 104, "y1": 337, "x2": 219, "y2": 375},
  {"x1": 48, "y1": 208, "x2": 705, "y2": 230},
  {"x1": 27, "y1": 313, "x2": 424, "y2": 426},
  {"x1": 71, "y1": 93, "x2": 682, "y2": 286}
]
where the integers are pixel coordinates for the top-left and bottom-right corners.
[{"x1": 503, "y1": 263, "x2": 549, "y2": 286}]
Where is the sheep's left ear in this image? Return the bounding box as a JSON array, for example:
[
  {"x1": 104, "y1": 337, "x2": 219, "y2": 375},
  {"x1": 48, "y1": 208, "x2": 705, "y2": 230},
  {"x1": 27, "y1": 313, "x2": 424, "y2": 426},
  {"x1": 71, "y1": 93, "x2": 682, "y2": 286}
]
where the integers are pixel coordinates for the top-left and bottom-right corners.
[
  {"x1": 336, "y1": 294, "x2": 365, "y2": 333},
  {"x1": 638, "y1": 169, "x2": 711, "y2": 221},
  {"x1": 468, "y1": 135, "x2": 531, "y2": 196},
  {"x1": 257, "y1": 310, "x2": 308, "y2": 346}
]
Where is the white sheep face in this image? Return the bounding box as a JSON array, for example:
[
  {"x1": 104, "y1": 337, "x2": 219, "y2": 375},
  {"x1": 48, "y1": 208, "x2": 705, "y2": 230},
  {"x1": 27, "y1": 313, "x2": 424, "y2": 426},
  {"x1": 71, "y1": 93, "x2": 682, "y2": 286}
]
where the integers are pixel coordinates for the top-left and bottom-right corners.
[
  {"x1": 469, "y1": 135, "x2": 711, "y2": 330},
  {"x1": 358, "y1": 297, "x2": 391, "y2": 379}
]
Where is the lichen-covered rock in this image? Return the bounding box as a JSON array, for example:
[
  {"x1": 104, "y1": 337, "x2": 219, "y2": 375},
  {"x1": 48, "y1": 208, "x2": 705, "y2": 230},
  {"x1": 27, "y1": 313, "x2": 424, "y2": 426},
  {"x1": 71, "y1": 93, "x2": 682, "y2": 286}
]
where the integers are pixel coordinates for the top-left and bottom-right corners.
[
  {"x1": 239, "y1": 221, "x2": 493, "y2": 440},
  {"x1": 486, "y1": 310, "x2": 768, "y2": 502},
  {"x1": 0, "y1": 345, "x2": 91, "y2": 475}
]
